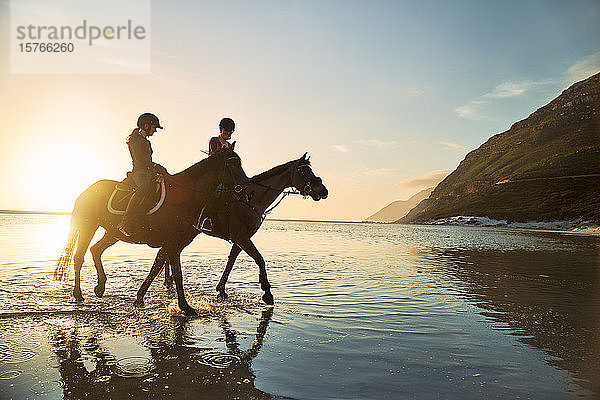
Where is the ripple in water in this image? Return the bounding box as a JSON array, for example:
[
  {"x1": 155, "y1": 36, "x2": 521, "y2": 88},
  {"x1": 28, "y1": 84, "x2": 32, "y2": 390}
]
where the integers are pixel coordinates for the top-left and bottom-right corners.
[
  {"x1": 0, "y1": 370, "x2": 22, "y2": 379},
  {"x1": 194, "y1": 352, "x2": 241, "y2": 369},
  {"x1": 0, "y1": 346, "x2": 36, "y2": 363},
  {"x1": 114, "y1": 357, "x2": 154, "y2": 378}
]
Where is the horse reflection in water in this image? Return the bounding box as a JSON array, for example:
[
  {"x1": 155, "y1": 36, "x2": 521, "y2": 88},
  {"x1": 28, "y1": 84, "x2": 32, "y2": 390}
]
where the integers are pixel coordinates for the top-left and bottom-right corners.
[{"x1": 50, "y1": 308, "x2": 275, "y2": 399}]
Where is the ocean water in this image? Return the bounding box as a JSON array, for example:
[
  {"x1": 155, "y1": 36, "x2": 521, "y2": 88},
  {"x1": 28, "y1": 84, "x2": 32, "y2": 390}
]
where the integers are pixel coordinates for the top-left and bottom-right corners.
[{"x1": 0, "y1": 214, "x2": 598, "y2": 399}]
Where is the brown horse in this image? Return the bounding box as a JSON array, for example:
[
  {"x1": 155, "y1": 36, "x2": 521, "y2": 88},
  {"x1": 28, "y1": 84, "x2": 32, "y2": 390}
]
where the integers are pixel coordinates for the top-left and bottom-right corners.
[
  {"x1": 135, "y1": 153, "x2": 328, "y2": 307},
  {"x1": 54, "y1": 145, "x2": 248, "y2": 316}
]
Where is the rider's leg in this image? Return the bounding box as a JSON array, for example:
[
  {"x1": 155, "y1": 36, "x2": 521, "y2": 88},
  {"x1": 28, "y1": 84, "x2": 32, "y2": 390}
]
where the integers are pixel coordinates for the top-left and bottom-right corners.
[{"x1": 118, "y1": 170, "x2": 152, "y2": 236}]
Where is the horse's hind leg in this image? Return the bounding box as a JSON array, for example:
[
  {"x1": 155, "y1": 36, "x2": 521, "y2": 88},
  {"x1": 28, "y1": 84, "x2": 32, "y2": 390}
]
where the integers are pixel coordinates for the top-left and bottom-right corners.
[
  {"x1": 73, "y1": 226, "x2": 98, "y2": 302},
  {"x1": 163, "y1": 256, "x2": 172, "y2": 289},
  {"x1": 216, "y1": 244, "x2": 242, "y2": 299},
  {"x1": 90, "y1": 232, "x2": 118, "y2": 297}
]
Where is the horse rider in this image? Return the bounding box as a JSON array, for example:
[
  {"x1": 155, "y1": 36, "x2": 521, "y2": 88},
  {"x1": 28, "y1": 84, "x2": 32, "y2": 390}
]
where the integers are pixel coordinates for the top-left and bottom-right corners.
[
  {"x1": 208, "y1": 117, "x2": 235, "y2": 155},
  {"x1": 200, "y1": 117, "x2": 236, "y2": 232},
  {"x1": 118, "y1": 113, "x2": 167, "y2": 238}
]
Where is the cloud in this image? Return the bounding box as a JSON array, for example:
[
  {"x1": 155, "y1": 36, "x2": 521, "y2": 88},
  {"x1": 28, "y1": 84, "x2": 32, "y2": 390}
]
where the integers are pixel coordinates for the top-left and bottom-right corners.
[
  {"x1": 356, "y1": 139, "x2": 397, "y2": 148},
  {"x1": 456, "y1": 80, "x2": 555, "y2": 120},
  {"x1": 332, "y1": 144, "x2": 350, "y2": 153},
  {"x1": 438, "y1": 141, "x2": 464, "y2": 150},
  {"x1": 566, "y1": 51, "x2": 600, "y2": 83},
  {"x1": 482, "y1": 82, "x2": 528, "y2": 99},
  {"x1": 396, "y1": 170, "x2": 451, "y2": 189},
  {"x1": 454, "y1": 100, "x2": 489, "y2": 121}
]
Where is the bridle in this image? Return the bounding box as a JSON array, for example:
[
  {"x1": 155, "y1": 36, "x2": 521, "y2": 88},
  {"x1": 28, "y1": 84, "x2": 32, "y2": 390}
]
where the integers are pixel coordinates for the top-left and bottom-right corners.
[
  {"x1": 222, "y1": 152, "x2": 246, "y2": 192},
  {"x1": 244, "y1": 160, "x2": 316, "y2": 197},
  {"x1": 290, "y1": 161, "x2": 316, "y2": 197}
]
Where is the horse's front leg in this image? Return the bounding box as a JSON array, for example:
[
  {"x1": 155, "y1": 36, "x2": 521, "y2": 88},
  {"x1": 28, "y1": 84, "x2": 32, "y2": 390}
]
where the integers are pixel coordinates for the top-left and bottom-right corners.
[
  {"x1": 134, "y1": 247, "x2": 168, "y2": 307},
  {"x1": 235, "y1": 238, "x2": 273, "y2": 305},
  {"x1": 165, "y1": 246, "x2": 197, "y2": 316},
  {"x1": 216, "y1": 244, "x2": 242, "y2": 299},
  {"x1": 89, "y1": 233, "x2": 118, "y2": 297}
]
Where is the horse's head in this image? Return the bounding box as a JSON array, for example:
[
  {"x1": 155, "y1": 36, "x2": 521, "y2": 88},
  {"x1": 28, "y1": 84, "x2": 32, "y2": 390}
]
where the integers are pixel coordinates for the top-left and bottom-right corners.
[
  {"x1": 216, "y1": 142, "x2": 249, "y2": 189},
  {"x1": 291, "y1": 153, "x2": 328, "y2": 201}
]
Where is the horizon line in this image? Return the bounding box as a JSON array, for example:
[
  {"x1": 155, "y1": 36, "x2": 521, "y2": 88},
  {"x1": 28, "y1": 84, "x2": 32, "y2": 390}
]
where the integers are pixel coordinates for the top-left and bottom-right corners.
[{"x1": 0, "y1": 209, "x2": 369, "y2": 224}]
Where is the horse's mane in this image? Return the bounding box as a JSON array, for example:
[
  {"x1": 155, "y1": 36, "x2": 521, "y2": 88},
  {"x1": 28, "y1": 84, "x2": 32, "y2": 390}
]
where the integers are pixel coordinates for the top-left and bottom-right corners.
[
  {"x1": 174, "y1": 149, "x2": 225, "y2": 177},
  {"x1": 250, "y1": 158, "x2": 310, "y2": 182}
]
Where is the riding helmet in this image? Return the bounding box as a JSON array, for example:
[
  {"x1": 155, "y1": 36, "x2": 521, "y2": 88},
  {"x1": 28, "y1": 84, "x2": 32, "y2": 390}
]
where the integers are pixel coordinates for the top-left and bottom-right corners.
[
  {"x1": 219, "y1": 117, "x2": 235, "y2": 132},
  {"x1": 137, "y1": 113, "x2": 163, "y2": 129}
]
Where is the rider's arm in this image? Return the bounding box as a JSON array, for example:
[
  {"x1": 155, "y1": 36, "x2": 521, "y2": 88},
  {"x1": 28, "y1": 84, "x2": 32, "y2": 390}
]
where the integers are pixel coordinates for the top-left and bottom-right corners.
[{"x1": 208, "y1": 137, "x2": 220, "y2": 156}]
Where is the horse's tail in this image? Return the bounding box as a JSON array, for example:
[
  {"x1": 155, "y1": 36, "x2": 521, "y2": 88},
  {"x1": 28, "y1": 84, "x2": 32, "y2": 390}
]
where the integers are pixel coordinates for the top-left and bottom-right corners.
[
  {"x1": 54, "y1": 225, "x2": 79, "y2": 282},
  {"x1": 54, "y1": 197, "x2": 85, "y2": 281}
]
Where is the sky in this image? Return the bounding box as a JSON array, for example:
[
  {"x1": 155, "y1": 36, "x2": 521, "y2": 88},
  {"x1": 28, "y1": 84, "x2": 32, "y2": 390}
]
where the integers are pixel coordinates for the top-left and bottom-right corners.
[{"x1": 1, "y1": 0, "x2": 599, "y2": 221}]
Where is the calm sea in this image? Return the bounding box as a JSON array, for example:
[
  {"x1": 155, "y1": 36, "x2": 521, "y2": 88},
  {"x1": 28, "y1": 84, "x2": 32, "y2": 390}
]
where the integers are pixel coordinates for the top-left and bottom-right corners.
[{"x1": 0, "y1": 214, "x2": 598, "y2": 399}]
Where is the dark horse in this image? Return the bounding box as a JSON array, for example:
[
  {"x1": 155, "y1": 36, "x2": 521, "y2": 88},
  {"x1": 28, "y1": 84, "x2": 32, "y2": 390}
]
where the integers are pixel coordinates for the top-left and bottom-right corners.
[
  {"x1": 134, "y1": 153, "x2": 328, "y2": 307},
  {"x1": 54, "y1": 145, "x2": 248, "y2": 316}
]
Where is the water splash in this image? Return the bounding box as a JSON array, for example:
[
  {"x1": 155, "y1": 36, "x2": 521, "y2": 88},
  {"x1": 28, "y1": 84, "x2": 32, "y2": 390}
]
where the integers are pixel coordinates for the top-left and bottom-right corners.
[{"x1": 30, "y1": 380, "x2": 63, "y2": 396}]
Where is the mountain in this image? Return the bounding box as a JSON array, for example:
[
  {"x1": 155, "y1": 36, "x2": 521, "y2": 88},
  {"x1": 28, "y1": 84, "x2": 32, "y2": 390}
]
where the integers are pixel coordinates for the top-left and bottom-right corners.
[
  {"x1": 400, "y1": 72, "x2": 600, "y2": 223},
  {"x1": 365, "y1": 188, "x2": 433, "y2": 222}
]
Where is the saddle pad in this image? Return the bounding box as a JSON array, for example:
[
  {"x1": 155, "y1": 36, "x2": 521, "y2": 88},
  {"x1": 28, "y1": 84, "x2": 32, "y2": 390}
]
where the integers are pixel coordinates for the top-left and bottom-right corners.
[{"x1": 107, "y1": 177, "x2": 166, "y2": 215}]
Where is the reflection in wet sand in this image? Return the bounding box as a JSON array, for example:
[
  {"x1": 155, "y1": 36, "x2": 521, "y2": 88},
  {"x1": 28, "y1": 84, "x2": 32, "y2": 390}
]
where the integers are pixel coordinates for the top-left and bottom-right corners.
[
  {"x1": 0, "y1": 302, "x2": 277, "y2": 399},
  {"x1": 47, "y1": 307, "x2": 276, "y2": 399},
  {"x1": 427, "y1": 242, "x2": 600, "y2": 396}
]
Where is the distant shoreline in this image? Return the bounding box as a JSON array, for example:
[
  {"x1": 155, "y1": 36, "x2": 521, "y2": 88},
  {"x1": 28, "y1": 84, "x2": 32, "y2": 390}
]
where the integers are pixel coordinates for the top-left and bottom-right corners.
[{"x1": 0, "y1": 209, "x2": 71, "y2": 215}]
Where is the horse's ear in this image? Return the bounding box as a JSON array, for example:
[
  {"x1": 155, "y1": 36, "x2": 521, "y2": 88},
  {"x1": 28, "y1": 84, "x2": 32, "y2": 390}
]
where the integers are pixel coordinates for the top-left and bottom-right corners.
[
  {"x1": 231, "y1": 141, "x2": 236, "y2": 150},
  {"x1": 301, "y1": 152, "x2": 307, "y2": 160}
]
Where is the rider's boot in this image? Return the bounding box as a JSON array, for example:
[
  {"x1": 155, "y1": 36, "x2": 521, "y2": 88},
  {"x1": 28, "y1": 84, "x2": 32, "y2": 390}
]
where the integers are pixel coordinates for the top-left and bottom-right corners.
[{"x1": 118, "y1": 195, "x2": 144, "y2": 238}]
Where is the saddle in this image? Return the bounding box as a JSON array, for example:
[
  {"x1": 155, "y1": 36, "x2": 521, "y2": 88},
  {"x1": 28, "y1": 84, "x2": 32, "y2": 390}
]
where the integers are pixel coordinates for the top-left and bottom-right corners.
[{"x1": 107, "y1": 174, "x2": 166, "y2": 215}]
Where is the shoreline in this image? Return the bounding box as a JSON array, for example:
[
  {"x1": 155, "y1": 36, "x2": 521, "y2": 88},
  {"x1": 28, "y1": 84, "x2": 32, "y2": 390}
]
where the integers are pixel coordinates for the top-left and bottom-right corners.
[{"x1": 403, "y1": 215, "x2": 600, "y2": 236}]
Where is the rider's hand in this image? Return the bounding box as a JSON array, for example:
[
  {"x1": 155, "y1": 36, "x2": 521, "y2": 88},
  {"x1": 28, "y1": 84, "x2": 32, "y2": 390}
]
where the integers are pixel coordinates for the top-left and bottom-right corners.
[{"x1": 154, "y1": 163, "x2": 168, "y2": 176}]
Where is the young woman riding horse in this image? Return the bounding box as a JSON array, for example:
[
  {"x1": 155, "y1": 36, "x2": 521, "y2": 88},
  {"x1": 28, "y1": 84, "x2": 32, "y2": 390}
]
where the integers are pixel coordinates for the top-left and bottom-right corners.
[
  {"x1": 54, "y1": 145, "x2": 247, "y2": 316},
  {"x1": 135, "y1": 153, "x2": 328, "y2": 307}
]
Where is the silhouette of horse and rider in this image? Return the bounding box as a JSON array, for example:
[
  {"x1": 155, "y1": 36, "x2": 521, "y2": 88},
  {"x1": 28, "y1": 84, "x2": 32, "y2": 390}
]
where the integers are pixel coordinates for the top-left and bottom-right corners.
[{"x1": 55, "y1": 114, "x2": 328, "y2": 315}]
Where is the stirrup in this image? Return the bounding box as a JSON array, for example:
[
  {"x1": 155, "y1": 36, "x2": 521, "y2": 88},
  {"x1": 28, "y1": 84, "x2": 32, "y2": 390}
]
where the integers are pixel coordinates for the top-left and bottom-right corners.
[{"x1": 200, "y1": 217, "x2": 212, "y2": 232}]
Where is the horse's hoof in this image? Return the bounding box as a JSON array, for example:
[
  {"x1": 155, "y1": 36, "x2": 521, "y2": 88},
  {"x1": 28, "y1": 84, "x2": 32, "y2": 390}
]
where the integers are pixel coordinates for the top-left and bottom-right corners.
[
  {"x1": 94, "y1": 285, "x2": 105, "y2": 298},
  {"x1": 133, "y1": 299, "x2": 145, "y2": 308},
  {"x1": 73, "y1": 291, "x2": 84, "y2": 302},
  {"x1": 182, "y1": 307, "x2": 198, "y2": 316},
  {"x1": 262, "y1": 292, "x2": 274, "y2": 306},
  {"x1": 216, "y1": 291, "x2": 228, "y2": 300}
]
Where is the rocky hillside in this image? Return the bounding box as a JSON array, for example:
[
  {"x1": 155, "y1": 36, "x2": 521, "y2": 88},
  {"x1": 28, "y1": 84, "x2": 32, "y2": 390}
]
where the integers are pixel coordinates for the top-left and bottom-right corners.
[
  {"x1": 365, "y1": 188, "x2": 433, "y2": 222},
  {"x1": 401, "y1": 72, "x2": 600, "y2": 223}
]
